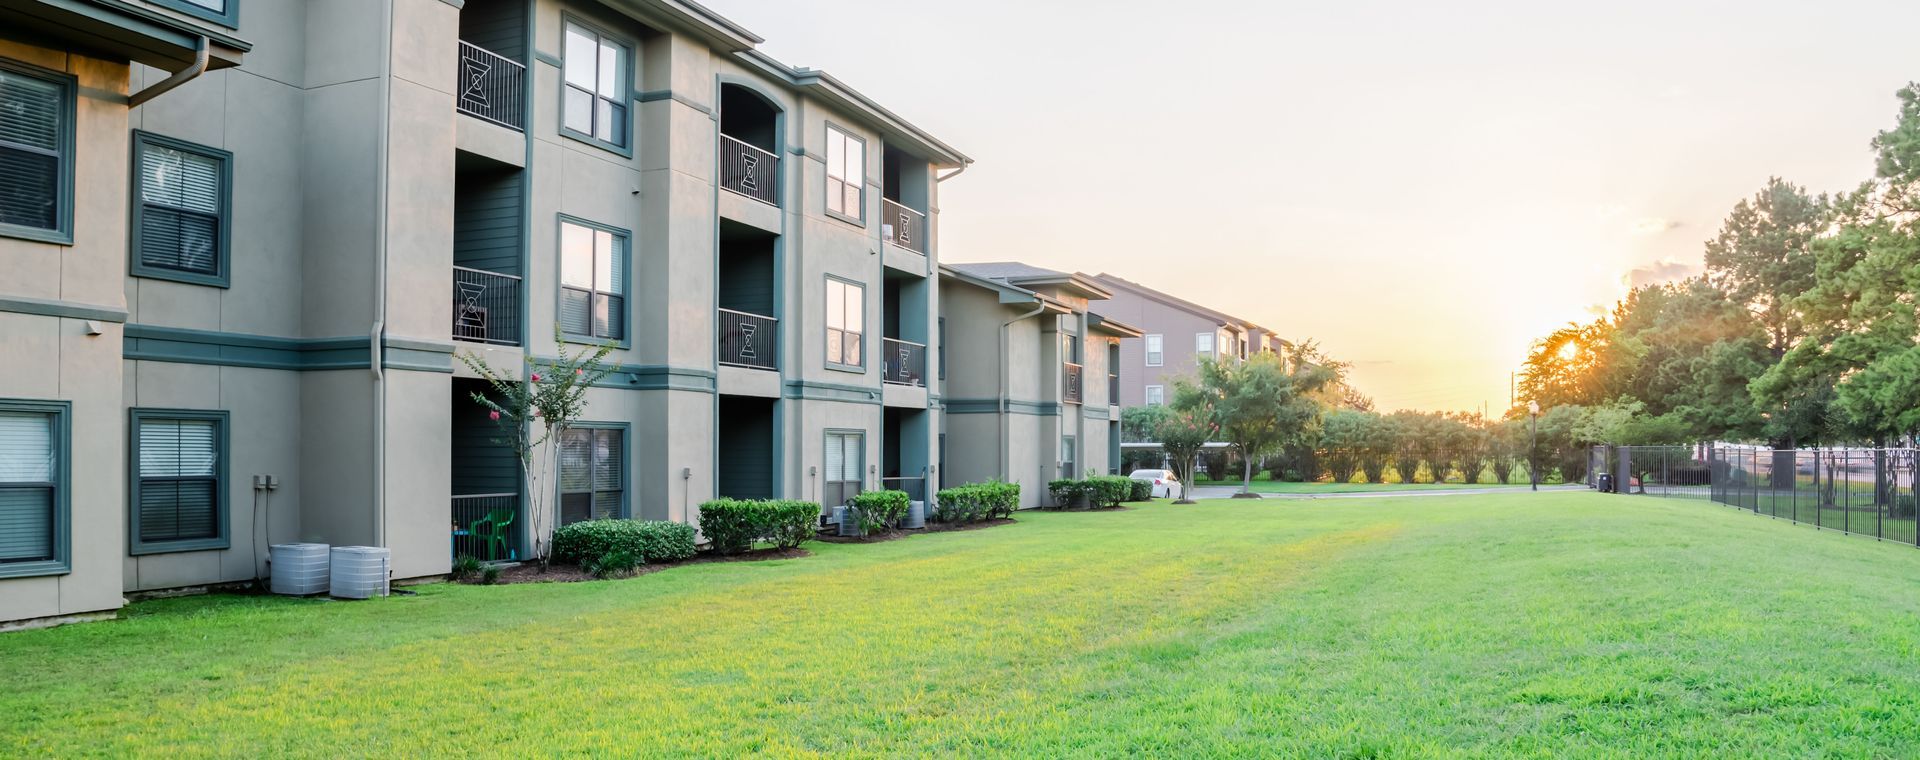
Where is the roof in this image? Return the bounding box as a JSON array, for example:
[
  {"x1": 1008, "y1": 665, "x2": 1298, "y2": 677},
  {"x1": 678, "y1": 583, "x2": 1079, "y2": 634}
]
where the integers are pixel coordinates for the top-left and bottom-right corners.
[
  {"x1": 5, "y1": 0, "x2": 252, "y2": 71},
  {"x1": 948, "y1": 262, "x2": 1112, "y2": 301},
  {"x1": 1090, "y1": 272, "x2": 1267, "y2": 334},
  {"x1": 1088, "y1": 312, "x2": 1144, "y2": 338}
]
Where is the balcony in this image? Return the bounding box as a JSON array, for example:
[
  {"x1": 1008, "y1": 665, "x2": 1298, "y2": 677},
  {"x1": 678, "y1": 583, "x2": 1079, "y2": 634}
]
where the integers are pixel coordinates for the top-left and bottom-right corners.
[
  {"x1": 1063, "y1": 362, "x2": 1083, "y2": 404},
  {"x1": 718, "y1": 308, "x2": 778, "y2": 371},
  {"x1": 719, "y1": 134, "x2": 779, "y2": 207},
  {"x1": 883, "y1": 338, "x2": 926, "y2": 387},
  {"x1": 457, "y1": 41, "x2": 525, "y2": 131},
  {"x1": 882, "y1": 199, "x2": 927, "y2": 253},
  {"x1": 453, "y1": 266, "x2": 521, "y2": 346}
]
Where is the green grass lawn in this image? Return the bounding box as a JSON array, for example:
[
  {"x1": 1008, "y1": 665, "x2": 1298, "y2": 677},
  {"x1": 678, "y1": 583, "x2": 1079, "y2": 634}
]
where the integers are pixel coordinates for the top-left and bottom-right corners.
[
  {"x1": 7, "y1": 493, "x2": 1920, "y2": 757},
  {"x1": 1193, "y1": 479, "x2": 1535, "y2": 494}
]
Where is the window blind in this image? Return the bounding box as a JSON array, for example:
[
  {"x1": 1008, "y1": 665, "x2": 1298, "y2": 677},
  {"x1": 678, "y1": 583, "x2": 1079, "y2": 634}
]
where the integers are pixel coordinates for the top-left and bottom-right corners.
[{"x1": 0, "y1": 70, "x2": 63, "y2": 231}]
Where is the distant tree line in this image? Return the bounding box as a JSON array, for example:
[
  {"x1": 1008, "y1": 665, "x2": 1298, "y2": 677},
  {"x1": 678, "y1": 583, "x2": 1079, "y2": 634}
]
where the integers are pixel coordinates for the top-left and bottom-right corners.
[{"x1": 1518, "y1": 83, "x2": 1920, "y2": 450}]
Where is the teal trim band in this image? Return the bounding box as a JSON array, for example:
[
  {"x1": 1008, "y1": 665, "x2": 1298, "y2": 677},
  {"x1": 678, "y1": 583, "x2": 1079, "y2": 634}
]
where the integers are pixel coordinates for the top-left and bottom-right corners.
[
  {"x1": 784, "y1": 380, "x2": 881, "y2": 405},
  {"x1": 943, "y1": 398, "x2": 1058, "y2": 415},
  {"x1": 0, "y1": 398, "x2": 71, "y2": 579},
  {"x1": 127, "y1": 408, "x2": 231, "y2": 556},
  {"x1": 636, "y1": 89, "x2": 713, "y2": 115},
  {"x1": 38, "y1": 0, "x2": 252, "y2": 53},
  {"x1": 124, "y1": 325, "x2": 376, "y2": 371},
  {"x1": 534, "y1": 50, "x2": 561, "y2": 68},
  {"x1": 532, "y1": 359, "x2": 718, "y2": 392},
  {"x1": 1083, "y1": 405, "x2": 1110, "y2": 421},
  {"x1": 0, "y1": 294, "x2": 127, "y2": 322}
]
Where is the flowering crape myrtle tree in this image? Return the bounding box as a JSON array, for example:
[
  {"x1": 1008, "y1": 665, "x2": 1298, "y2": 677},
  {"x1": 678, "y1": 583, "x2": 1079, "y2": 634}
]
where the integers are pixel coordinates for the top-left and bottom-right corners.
[
  {"x1": 457, "y1": 328, "x2": 616, "y2": 565},
  {"x1": 1162, "y1": 384, "x2": 1218, "y2": 504}
]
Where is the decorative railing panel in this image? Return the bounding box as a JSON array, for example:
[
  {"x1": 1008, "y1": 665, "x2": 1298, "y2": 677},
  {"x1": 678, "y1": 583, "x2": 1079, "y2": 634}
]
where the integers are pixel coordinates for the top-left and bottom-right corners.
[
  {"x1": 718, "y1": 308, "x2": 778, "y2": 370},
  {"x1": 883, "y1": 338, "x2": 926, "y2": 387},
  {"x1": 453, "y1": 266, "x2": 521, "y2": 346},
  {"x1": 457, "y1": 41, "x2": 525, "y2": 130},
  {"x1": 882, "y1": 199, "x2": 927, "y2": 253},
  {"x1": 719, "y1": 134, "x2": 779, "y2": 206}
]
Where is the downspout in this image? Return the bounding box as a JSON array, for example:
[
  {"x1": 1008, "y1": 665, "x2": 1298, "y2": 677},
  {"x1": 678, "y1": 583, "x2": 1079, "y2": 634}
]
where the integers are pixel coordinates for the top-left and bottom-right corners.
[
  {"x1": 999, "y1": 302, "x2": 1046, "y2": 481},
  {"x1": 128, "y1": 37, "x2": 208, "y2": 109},
  {"x1": 369, "y1": 2, "x2": 396, "y2": 548},
  {"x1": 935, "y1": 160, "x2": 970, "y2": 184}
]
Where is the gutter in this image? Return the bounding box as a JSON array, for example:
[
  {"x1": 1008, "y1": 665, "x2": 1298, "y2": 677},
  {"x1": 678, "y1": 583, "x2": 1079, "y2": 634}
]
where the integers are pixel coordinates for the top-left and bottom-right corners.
[
  {"x1": 936, "y1": 161, "x2": 970, "y2": 184},
  {"x1": 127, "y1": 36, "x2": 207, "y2": 109}
]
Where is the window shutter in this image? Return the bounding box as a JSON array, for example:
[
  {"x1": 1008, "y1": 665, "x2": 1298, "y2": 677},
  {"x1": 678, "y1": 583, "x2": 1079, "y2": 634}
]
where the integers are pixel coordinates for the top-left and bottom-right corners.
[
  {"x1": 0, "y1": 70, "x2": 62, "y2": 230},
  {"x1": 138, "y1": 143, "x2": 221, "y2": 275}
]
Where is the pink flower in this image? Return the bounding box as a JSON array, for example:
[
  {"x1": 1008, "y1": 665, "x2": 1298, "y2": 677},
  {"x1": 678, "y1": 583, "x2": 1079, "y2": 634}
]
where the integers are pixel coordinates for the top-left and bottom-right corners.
[
  {"x1": 489, "y1": 410, "x2": 500, "y2": 421},
  {"x1": 530, "y1": 373, "x2": 542, "y2": 383},
  {"x1": 532, "y1": 409, "x2": 542, "y2": 418},
  {"x1": 575, "y1": 368, "x2": 583, "y2": 376}
]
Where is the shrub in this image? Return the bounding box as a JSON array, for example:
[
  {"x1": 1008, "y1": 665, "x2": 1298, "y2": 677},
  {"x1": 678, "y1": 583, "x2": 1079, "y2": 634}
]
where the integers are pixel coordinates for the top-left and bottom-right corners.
[
  {"x1": 1127, "y1": 479, "x2": 1154, "y2": 502},
  {"x1": 584, "y1": 549, "x2": 642, "y2": 579},
  {"x1": 551, "y1": 519, "x2": 698, "y2": 567},
  {"x1": 849, "y1": 490, "x2": 910, "y2": 534},
  {"x1": 699, "y1": 498, "x2": 819, "y2": 553},
  {"x1": 1083, "y1": 476, "x2": 1131, "y2": 507},
  {"x1": 479, "y1": 565, "x2": 501, "y2": 585},
  {"x1": 1048, "y1": 479, "x2": 1085, "y2": 508},
  {"x1": 450, "y1": 554, "x2": 482, "y2": 582},
  {"x1": 934, "y1": 480, "x2": 1020, "y2": 522}
]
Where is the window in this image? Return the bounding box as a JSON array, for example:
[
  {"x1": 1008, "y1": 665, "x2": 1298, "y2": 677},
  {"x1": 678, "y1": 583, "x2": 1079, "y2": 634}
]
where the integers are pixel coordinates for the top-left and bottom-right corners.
[
  {"x1": 151, "y1": 0, "x2": 239, "y2": 28},
  {"x1": 0, "y1": 61, "x2": 75, "y2": 244},
  {"x1": 1145, "y1": 334, "x2": 1163, "y2": 367},
  {"x1": 130, "y1": 411, "x2": 228, "y2": 554},
  {"x1": 1196, "y1": 332, "x2": 1215, "y2": 360},
  {"x1": 559, "y1": 426, "x2": 624, "y2": 525},
  {"x1": 559, "y1": 217, "x2": 626, "y2": 342},
  {"x1": 824, "y1": 125, "x2": 864, "y2": 221},
  {"x1": 1061, "y1": 436, "x2": 1077, "y2": 480},
  {"x1": 131, "y1": 132, "x2": 231, "y2": 286},
  {"x1": 562, "y1": 20, "x2": 629, "y2": 151},
  {"x1": 938, "y1": 317, "x2": 946, "y2": 381},
  {"x1": 0, "y1": 400, "x2": 67, "y2": 578},
  {"x1": 1061, "y1": 332, "x2": 1081, "y2": 364},
  {"x1": 825, "y1": 277, "x2": 864, "y2": 369},
  {"x1": 824, "y1": 430, "x2": 863, "y2": 507},
  {"x1": 1145, "y1": 385, "x2": 1165, "y2": 406}
]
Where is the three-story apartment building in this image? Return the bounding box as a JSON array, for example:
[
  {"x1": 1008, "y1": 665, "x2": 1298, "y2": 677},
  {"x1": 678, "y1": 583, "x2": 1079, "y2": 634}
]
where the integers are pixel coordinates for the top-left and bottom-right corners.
[
  {"x1": 1090, "y1": 273, "x2": 1285, "y2": 412},
  {"x1": 0, "y1": 0, "x2": 966, "y2": 628},
  {"x1": 939, "y1": 263, "x2": 1140, "y2": 507}
]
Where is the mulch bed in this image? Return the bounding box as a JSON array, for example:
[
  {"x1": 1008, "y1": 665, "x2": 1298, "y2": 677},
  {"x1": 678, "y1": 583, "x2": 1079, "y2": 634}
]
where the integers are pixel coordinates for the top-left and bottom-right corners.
[{"x1": 470, "y1": 546, "x2": 812, "y2": 585}]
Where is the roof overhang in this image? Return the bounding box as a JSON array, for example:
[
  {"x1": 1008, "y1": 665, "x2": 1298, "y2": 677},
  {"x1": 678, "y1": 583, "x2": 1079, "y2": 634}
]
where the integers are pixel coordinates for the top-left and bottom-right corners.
[
  {"x1": 0, "y1": 0, "x2": 250, "y2": 72},
  {"x1": 738, "y1": 49, "x2": 971, "y2": 168},
  {"x1": 998, "y1": 271, "x2": 1111, "y2": 302},
  {"x1": 940, "y1": 265, "x2": 1075, "y2": 312},
  {"x1": 608, "y1": 0, "x2": 761, "y2": 52},
  {"x1": 1088, "y1": 312, "x2": 1144, "y2": 339}
]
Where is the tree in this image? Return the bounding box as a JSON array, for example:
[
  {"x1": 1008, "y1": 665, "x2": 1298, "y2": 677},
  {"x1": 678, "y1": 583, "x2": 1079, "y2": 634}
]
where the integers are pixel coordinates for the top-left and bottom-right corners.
[
  {"x1": 457, "y1": 330, "x2": 617, "y2": 565},
  {"x1": 1121, "y1": 404, "x2": 1172, "y2": 445},
  {"x1": 1387, "y1": 411, "x2": 1425, "y2": 484},
  {"x1": 1703, "y1": 177, "x2": 1830, "y2": 360},
  {"x1": 1191, "y1": 350, "x2": 1337, "y2": 497},
  {"x1": 1447, "y1": 414, "x2": 1490, "y2": 485},
  {"x1": 1155, "y1": 400, "x2": 1215, "y2": 504},
  {"x1": 1317, "y1": 409, "x2": 1369, "y2": 484}
]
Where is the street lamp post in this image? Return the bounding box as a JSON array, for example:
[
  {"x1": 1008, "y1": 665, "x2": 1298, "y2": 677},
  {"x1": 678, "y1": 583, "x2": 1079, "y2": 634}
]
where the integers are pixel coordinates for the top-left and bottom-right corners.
[{"x1": 1527, "y1": 400, "x2": 1540, "y2": 492}]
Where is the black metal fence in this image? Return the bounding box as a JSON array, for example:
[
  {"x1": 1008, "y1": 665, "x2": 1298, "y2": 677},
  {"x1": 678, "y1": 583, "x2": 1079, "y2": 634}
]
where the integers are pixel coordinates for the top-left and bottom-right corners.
[
  {"x1": 451, "y1": 493, "x2": 519, "y2": 562},
  {"x1": 719, "y1": 134, "x2": 779, "y2": 206},
  {"x1": 718, "y1": 308, "x2": 778, "y2": 370},
  {"x1": 882, "y1": 199, "x2": 926, "y2": 253},
  {"x1": 883, "y1": 338, "x2": 926, "y2": 386},
  {"x1": 1606, "y1": 444, "x2": 1920, "y2": 546},
  {"x1": 452, "y1": 266, "x2": 521, "y2": 346},
  {"x1": 456, "y1": 41, "x2": 525, "y2": 130}
]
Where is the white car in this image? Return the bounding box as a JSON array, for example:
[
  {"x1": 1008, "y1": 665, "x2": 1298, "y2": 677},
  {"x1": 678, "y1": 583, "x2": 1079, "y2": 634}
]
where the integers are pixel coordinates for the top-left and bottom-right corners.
[{"x1": 1128, "y1": 469, "x2": 1180, "y2": 499}]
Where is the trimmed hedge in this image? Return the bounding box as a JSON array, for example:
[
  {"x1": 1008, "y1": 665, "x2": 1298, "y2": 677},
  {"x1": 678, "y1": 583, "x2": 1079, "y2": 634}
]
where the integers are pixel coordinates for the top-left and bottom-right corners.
[
  {"x1": 934, "y1": 481, "x2": 1020, "y2": 522},
  {"x1": 849, "y1": 489, "x2": 911, "y2": 534},
  {"x1": 699, "y1": 498, "x2": 819, "y2": 554},
  {"x1": 1127, "y1": 478, "x2": 1154, "y2": 501},
  {"x1": 551, "y1": 519, "x2": 697, "y2": 566},
  {"x1": 1047, "y1": 479, "x2": 1085, "y2": 508},
  {"x1": 1084, "y1": 476, "x2": 1132, "y2": 507}
]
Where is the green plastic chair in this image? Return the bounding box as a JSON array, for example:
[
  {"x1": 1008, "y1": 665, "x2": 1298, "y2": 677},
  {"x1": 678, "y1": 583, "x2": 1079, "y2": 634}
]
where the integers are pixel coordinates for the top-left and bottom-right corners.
[{"x1": 469, "y1": 508, "x2": 516, "y2": 561}]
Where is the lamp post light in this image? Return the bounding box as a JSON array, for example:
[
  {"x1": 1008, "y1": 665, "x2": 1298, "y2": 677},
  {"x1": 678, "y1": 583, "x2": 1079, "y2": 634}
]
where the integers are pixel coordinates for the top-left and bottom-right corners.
[{"x1": 1527, "y1": 400, "x2": 1540, "y2": 492}]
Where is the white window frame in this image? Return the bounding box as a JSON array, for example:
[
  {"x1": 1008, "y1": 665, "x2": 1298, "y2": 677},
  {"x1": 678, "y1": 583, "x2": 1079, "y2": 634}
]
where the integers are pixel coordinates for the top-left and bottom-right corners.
[
  {"x1": 1144, "y1": 334, "x2": 1163, "y2": 367},
  {"x1": 826, "y1": 276, "x2": 865, "y2": 370},
  {"x1": 1196, "y1": 332, "x2": 1214, "y2": 360},
  {"x1": 824, "y1": 124, "x2": 865, "y2": 223},
  {"x1": 1145, "y1": 385, "x2": 1165, "y2": 406}
]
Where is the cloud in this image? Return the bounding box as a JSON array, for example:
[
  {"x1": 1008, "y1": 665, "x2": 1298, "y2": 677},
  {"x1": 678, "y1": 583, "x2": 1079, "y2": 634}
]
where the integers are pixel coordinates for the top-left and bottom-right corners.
[
  {"x1": 1624, "y1": 259, "x2": 1700, "y2": 288},
  {"x1": 1630, "y1": 217, "x2": 1681, "y2": 235}
]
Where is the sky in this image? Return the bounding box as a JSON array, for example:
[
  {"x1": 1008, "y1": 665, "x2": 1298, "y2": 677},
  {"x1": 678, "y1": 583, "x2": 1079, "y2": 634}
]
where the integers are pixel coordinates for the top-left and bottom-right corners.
[{"x1": 711, "y1": 0, "x2": 1920, "y2": 413}]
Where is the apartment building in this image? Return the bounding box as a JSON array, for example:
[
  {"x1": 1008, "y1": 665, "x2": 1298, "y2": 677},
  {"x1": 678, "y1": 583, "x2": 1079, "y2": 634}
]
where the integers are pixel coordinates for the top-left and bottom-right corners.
[
  {"x1": 1089, "y1": 273, "x2": 1285, "y2": 411},
  {"x1": 939, "y1": 263, "x2": 1141, "y2": 508},
  {"x1": 0, "y1": 0, "x2": 966, "y2": 628}
]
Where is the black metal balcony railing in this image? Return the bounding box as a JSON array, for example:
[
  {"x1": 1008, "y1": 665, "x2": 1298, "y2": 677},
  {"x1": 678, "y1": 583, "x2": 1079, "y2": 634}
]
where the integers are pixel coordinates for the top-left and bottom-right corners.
[
  {"x1": 457, "y1": 41, "x2": 525, "y2": 131},
  {"x1": 718, "y1": 308, "x2": 778, "y2": 370},
  {"x1": 1109, "y1": 374, "x2": 1120, "y2": 405},
  {"x1": 453, "y1": 266, "x2": 522, "y2": 346},
  {"x1": 719, "y1": 134, "x2": 779, "y2": 206},
  {"x1": 882, "y1": 199, "x2": 927, "y2": 253},
  {"x1": 883, "y1": 338, "x2": 926, "y2": 387},
  {"x1": 1063, "y1": 362, "x2": 1083, "y2": 404},
  {"x1": 451, "y1": 493, "x2": 518, "y2": 562}
]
